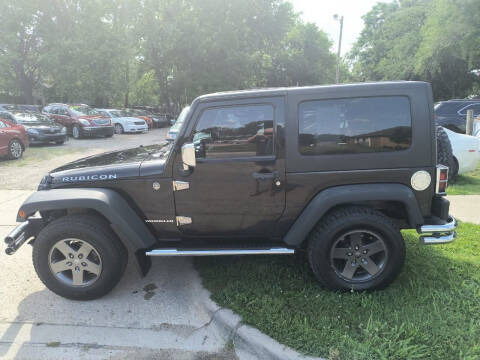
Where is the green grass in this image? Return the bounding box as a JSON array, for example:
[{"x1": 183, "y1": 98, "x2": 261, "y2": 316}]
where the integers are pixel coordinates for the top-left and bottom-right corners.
[
  {"x1": 448, "y1": 164, "x2": 480, "y2": 195},
  {"x1": 195, "y1": 223, "x2": 480, "y2": 360},
  {"x1": 0, "y1": 146, "x2": 82, "y2": 168}
]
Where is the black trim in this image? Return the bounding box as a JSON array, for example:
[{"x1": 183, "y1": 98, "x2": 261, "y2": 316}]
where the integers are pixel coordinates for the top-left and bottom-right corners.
[{"x1": 282, "y1": 183, "x2": 424, "y2": 246}]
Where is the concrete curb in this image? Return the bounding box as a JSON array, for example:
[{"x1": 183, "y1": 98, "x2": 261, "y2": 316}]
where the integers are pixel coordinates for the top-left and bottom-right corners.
[{"x1": 203, "y1": 297, "x2": 323, "y2": 360}]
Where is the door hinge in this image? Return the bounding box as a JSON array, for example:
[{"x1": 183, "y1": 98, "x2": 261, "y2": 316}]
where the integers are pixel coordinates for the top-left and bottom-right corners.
[
  {"x1": 173, "y1": 181, "x2": 190, "y2": 191},
  {"x1": 176, "y1": 216, "x2": 192, "y2": 226}
]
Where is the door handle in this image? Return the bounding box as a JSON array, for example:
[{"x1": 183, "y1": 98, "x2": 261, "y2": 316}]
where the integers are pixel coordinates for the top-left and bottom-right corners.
[{"x1": 252, "y1": 172, "x2": 275, "y2": 181}]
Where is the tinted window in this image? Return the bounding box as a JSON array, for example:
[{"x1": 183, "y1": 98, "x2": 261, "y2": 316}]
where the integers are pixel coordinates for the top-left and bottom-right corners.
[
  {"x1": 194, "y1": 104, "x2": 274, "y2": 158},
  {"x1": 459, "y1": 103, "x2": 480, "y2": 115},
  {"x1": 299, "y1": 96, "x2": 412, "y2": 155}
]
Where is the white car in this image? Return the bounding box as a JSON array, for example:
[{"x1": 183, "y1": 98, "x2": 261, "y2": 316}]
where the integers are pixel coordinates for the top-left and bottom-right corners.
[
  {"x1": 444, "y1": 127, "x2": 480, "y2": 176},
  {"x1": 97, "y1": 109, "x2": 148, "y2": 134}
]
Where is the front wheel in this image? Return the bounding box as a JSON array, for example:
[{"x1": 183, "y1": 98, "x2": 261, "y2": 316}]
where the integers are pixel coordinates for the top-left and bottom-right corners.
[
  {"x1": 72, "y1": 125, "x2": 81, "y2": 139},
  {"x1": 114, "y1": 124, "x2": 123, "y2": 134},
  {"x1": 8, "y1": 139, "x2": 24, "y2": 159},
  {"x1": 32, "y1": 215, "x2": 127, "y2": 300},
  {"x1": 307, "y1": 206, "x2": 405, "y2": 291}
]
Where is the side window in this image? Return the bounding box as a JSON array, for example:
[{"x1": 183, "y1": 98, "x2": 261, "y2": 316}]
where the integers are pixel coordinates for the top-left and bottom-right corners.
[
  {"x1": 194, "y1": 104, "x2": 274, "y2": 158},
  {"x1": 0, "y1": 120, "x2": 6, "y2": 128},
  {"x1": 299, "y1": 96, "x2": 412, "y2": 155}
]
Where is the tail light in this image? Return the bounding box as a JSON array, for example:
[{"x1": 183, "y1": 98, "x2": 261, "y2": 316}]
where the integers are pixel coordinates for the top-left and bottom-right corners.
[{"x1": 436, "y1": 165, "x2": 449, "y2": 195}]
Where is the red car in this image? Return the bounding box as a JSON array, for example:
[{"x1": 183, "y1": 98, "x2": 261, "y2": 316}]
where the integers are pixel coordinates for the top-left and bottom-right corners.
[
  {"x1": 0, "y1": 118, "x2": 29, "y2": 159},
  {"x1": 43, "y1": 103, "x2": 114, "y2": 139}
]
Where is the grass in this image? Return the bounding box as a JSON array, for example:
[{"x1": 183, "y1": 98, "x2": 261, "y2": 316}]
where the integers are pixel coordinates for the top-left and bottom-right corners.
[
  {"x1": 448, "y1": 164, "x2": 480, "y2": 195},
  {"x1": 0, "y1": 146, "x2": 83, "y2": 168},
  {"x1": 195, "y1": 222, "x2": 480, "y2": 360}
]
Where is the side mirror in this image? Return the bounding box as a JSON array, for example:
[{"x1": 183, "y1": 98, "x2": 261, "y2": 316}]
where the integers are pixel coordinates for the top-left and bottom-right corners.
[{"x1": 181, "y1": 143, "x2": 196, "y2": 170}]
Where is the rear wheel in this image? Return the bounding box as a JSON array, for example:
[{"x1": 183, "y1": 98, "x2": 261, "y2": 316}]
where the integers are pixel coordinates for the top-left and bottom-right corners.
[
  {"x1": 8, "y1": 139, "x2": 24, "y2": 159},
  {"x1": 307, "y1": 206, "x2": 405, "y2": 291},
  {"x1": 32, "y1": 215, "x2": 127, "y2": 300}
]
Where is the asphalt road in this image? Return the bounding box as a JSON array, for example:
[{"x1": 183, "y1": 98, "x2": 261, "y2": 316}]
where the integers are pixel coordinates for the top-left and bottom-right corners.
[
  {"x1": 0, "y1": 130, "x2": 237, "y2": 359},
  {"x1": 0, "y1": 128, "x2": 168, "y2": 190}
]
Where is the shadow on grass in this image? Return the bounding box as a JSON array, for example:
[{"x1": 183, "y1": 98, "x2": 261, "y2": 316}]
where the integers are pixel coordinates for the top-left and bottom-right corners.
[{"x1": 195, "y1": 224, "x2": 480, "y2": 360}]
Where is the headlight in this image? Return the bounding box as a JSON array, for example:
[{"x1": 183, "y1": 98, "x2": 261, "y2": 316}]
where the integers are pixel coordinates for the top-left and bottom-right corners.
[
  {"x1": 128, "y1": 120, "x2": 135, "y2": 125},
  {"x1": 79, "y1": 119, "x2": 90, "y2": 126},
  {"x1": 61, "y1": 127, "x2": 67, "y2": 134},
  {"x1": 27, "y1": 128, "x2": 39, "y2": 135}
]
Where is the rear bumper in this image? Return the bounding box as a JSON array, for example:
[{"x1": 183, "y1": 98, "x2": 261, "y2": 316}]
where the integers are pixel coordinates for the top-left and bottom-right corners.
[{"x1": 417, "y1": 216, "x2": 457, "y2": 245}]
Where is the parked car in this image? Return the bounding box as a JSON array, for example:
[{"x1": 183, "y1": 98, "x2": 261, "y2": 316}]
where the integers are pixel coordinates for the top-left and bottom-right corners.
[
  {"x1": 434, "y1": 99, "x2": 480, "y2": 134},
  {"x1": 443, "y1": 127, "x2": 480, "y2": 177},
  {"x1": 1, "y1": 104, "x2": 43, "y2": 112},
  {"x1": 43, "y1": 104, "x2": 114, "y2": 139},
  {"x1": 166, "y1": 106, "x2": 190, "y2": 141},
  {"x1": 5, "y1": 81, "x2": 457, "y2": 300},
  {"x1": 129, "y1": 106, "x2": 173, "y2": 127},
  {"x1": 124, "y1": 109, "x2": 154, "y2": 129},
  {"x1": 0, "y1": 110, "x2": 67, "y2": 145},
  {"x1": 0, "y1": 118, "x2": 28, "y2": 159},
  {"x1": 96, "y1": 109, "x2": 148, "y2": 134}
]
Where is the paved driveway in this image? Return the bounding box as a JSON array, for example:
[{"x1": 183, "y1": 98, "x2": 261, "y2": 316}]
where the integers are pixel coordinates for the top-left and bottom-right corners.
[{"x1": 0, "y1": 131, "x2": 234, "y2": 359}]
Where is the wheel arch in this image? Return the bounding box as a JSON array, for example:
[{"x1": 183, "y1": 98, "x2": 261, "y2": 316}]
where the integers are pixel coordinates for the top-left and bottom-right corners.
[
  {"x1": 283, "y1": 183, "x2": 424, "y2": 247},
  {"x1": 18, "y1": 188, "x2": 156, "y2": 275}
]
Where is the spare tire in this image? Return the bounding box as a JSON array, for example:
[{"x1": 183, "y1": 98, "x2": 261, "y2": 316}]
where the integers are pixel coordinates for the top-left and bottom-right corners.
[{"x1": 436, "y1": 126, "x2": 456, "y2": 182}]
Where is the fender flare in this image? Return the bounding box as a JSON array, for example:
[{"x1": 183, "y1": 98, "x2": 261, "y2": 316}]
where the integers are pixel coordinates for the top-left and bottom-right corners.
[
  {"x1": 283, "y1": 183, "x2": 424, "y2": 246},
  {"x1": 18, "y1": 188, "x2": 157, "y2": 275}
]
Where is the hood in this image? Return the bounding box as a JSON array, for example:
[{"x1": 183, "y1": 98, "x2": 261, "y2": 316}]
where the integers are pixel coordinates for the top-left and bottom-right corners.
[
  {"x1": 116, "y1": 117, "x2": 146, "y2": 123},
  {"x1": 21, "y1": 121, "x2": 62, "y2": 129},
  {"x1": 48, "y1": 143, "x2": 173, "y2": 186}
]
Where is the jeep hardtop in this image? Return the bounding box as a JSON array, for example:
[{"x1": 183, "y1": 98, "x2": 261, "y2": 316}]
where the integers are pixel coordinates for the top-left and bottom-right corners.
[{"x1": 5, "y1": 81, "x2": 457, "y2": 300}]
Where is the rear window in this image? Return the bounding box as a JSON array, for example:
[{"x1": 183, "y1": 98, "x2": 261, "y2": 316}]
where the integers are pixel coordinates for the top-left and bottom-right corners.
[{"x1": 299, "y1": 96, "x2": 412, "y2": 155}]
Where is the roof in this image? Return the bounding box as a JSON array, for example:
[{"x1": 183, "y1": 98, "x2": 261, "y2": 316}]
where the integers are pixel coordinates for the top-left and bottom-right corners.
[{"x1": 194, "y1": 81, "x2": 430, "y2": 103}]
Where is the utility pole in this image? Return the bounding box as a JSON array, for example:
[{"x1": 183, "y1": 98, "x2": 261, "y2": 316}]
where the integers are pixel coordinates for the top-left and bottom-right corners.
[{"x1": 334, "y1": 14, "x2": 344, "y2": 84}]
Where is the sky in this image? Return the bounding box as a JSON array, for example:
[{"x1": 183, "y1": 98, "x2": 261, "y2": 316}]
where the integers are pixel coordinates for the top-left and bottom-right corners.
[{"x1": 290, "y1": 0, "x2": 392, "y2": 56}]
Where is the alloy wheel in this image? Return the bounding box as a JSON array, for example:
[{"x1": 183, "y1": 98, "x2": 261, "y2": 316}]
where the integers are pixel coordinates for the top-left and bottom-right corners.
[
  {"x1": 114, "y1": 124, "x2": 123, "y2": 134},
  {"x1": 72, "y1": 126, "x2": 80, "y2": 139},
  {"x1": 48, "y1": 238, "x2": 102, "y2": 287},
  {"x1": 329, "y1": 230, "x2": 388, "y2": 282},
  {"x1": 9, "y1": 140, "x2": 23, "y2": 159}
]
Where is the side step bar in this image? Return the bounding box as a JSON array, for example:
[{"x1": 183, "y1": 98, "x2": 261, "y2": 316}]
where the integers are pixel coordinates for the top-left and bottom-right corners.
[{"x1": 146, "y1": 247, "x2": 295, "y2": 257}]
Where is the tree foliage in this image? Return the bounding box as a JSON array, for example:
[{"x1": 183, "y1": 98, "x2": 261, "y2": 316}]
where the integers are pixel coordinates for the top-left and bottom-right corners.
[
  {"x1": 349, "y1": 0, "x2": 480, "y2": 100},
  {"x1": 0, "y1": 0, "x2": 336, "y2": 110}
]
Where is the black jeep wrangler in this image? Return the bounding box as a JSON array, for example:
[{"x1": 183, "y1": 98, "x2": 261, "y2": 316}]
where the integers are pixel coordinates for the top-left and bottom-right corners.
[{"x1": 5, "y1": 81, "x2": 457, "y2": 300}]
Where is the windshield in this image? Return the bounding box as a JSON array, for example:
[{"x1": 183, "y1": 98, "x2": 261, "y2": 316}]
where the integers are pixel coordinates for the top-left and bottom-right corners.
[
  {"x1": 170, "y1": 106, "x2": 190, "y2": 133},
  {"x1": 70, "y1": 105, "x2": 99, "y2": 116},
  {"x1": 110, "y1": 110, "x2": 129, "y2": 118},
  {"x1": 13, "y1": 112, "x2": 53, "y2": 124}
]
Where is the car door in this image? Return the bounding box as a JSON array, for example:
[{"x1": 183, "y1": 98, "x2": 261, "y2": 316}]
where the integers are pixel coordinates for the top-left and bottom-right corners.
[
  {"x1": 172, "y1": 97, "x2": 286, "y2": 239},
  {"x1": 56, "y1": 107, "x2": 73, "y2": 131}
]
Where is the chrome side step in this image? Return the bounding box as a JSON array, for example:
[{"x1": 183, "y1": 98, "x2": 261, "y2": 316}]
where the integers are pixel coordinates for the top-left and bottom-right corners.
[{"x1": 146, "y1": 247, "x2": 295, "y2": 257}]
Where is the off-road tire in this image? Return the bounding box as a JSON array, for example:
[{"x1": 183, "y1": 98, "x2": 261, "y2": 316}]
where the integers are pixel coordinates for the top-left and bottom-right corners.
[
  {"x1": 307, "y1": 206, "x2": 406, "y2": 291},
  {"x1": 436, "y1": 126, "x2": 455, "y2": 182},
  {"x1": 32, "y1": 214, "x2": 127, "y2": 300},
  {"x1": 7, "y1": 139, "x2": 24, "y2": 159}
]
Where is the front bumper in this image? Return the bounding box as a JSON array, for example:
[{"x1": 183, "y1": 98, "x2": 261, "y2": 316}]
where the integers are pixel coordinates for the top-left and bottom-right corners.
[
  {"x1": 29, "y1": 133, "x2": 68, "y2": 144},
  {"x1": 4, "y1": 219, "x2": 43, "y2": 255},
  {"x1": 417, "y1": 216, "x2": 457, "y2": 245},
  {"x1": 124, "y1": 124, "x2": 148, "y2": 133},
  {"x1": 81, "y1": 126, "x2": 115, "y2": 137}
]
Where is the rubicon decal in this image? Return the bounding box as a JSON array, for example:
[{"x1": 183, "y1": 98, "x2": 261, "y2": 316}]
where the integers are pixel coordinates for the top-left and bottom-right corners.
[{"x1": 62, "y1": 174, "x2": 117, "y2": 182}]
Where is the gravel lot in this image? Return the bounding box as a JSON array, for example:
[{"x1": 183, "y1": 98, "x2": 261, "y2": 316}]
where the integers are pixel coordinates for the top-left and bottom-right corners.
[{"x1": 0, "y1": 128, "x2": 168, "y2": 190}]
